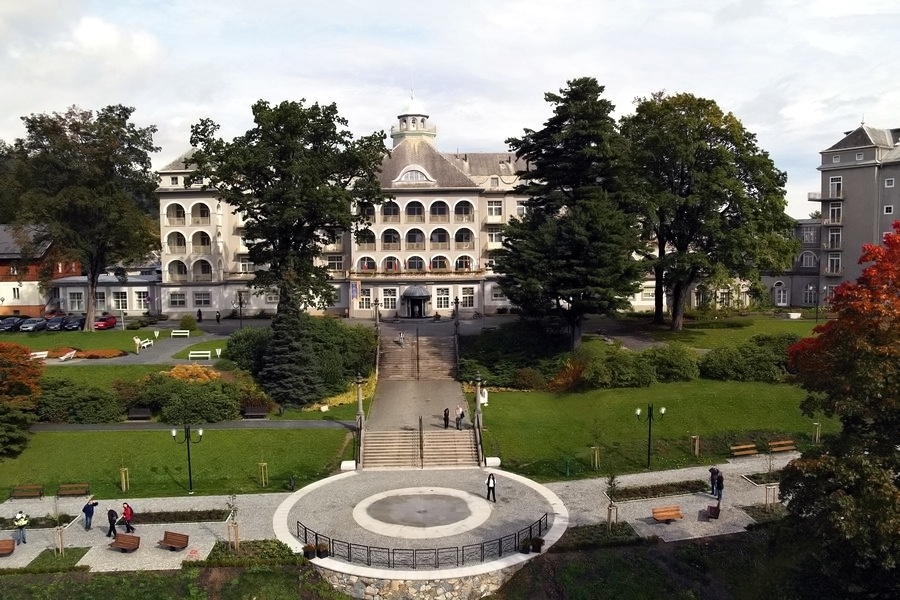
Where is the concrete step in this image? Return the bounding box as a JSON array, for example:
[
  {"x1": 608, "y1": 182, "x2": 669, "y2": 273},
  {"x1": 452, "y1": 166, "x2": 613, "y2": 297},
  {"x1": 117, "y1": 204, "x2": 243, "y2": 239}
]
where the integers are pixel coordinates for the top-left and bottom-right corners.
[{"x1": 361, "y1": 429, "x2": 479, "y2": 469}]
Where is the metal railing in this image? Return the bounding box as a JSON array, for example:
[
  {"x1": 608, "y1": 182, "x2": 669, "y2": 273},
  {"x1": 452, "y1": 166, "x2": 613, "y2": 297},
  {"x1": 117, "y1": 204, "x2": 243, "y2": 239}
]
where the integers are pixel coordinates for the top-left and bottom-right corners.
[{"x1": 296, "y1": 513, "x2": 548, "y2": 569}]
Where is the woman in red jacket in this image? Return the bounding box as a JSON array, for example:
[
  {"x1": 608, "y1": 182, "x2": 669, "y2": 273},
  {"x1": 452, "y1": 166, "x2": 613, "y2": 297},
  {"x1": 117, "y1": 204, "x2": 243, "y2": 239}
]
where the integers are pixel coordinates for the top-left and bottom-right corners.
[{"x1": 122, "y1": 502, "x2": 135, "y2": 533}]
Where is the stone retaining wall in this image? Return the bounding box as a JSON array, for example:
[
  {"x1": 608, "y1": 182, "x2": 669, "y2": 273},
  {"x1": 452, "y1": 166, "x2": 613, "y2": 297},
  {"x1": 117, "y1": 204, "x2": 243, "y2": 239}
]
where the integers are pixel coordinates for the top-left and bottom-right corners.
[{"x1": 316, "y1": 563, "x2": 528, "y2": 599}]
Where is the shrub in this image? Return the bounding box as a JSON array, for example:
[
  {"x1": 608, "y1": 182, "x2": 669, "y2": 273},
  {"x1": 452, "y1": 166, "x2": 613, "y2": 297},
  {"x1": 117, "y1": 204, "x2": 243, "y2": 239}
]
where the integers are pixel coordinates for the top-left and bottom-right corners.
[
  {"x1": 159, "y1": 384, "x2": 240, "y2": 423},
  {"x1": 224, "y1": 327, "x2": 273, "y2": 376},
  {"x1": 37, "y1": 380, "x2": 123, "y2": 423},
  {"x1": 640, "y1": 343, "x2": 699, "y2": 382},
  {"x1": 179, "y1": 314, "x2": 197, "y2": 331},
  {"x1": 699, "y1": 333, "x2": 800, "y2": 383},
  {"x1": 513, "y1": 367, "x2": 546, "y2": 390},
  {"x1": 575, "y1": 342, "x2": 655, "y2": 389}
]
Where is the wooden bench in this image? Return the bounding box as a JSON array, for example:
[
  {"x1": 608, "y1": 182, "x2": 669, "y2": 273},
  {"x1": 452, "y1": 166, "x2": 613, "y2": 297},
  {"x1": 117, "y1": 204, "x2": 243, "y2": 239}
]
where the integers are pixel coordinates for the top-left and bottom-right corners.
[
  {"x1": 57, "y1": 483, "x2": 90, "y2": 497},
  {"x1": 10, "y1": 484, "x2": 43, "y2": 499},
  {"x1": 58, "y1": 350, "x2": 77, "y2": 361},
  {"x1": 159, "y1": 530, "x2": 190, "y2": 551},
  {"x1": 730, "y1": 443, "x2": 759, "y2": 457},
  {"x1": 140, "y1": 338, "x2": 154, "y2": 349},
  {"x1": 29, "y1": 351, "x2": 49, "y2": 360},
  {"x1": 242, "y1": 406, "x2": 269, "y2": 419},
  {"x1": 0, "y1": 539, "x2": 14, "y2": 556},
  {"x1": 109, "y1": 533, "x2": 140, "y2": 553},
  {"x1": 171, "y1": 330, "x2": 191, "y2": 338},
  {"x1": 187, "y1": 350, "x2": 211, "y2": 360},
  {"x1": 127, "y1": 407, "x2": 153, "y2": 421},
  {"x1": 652, "y1": 505, "x2": 684, "y2": 523},
  {"x1": 768, "y1": 439, "x2": 797, "y2": 453}
]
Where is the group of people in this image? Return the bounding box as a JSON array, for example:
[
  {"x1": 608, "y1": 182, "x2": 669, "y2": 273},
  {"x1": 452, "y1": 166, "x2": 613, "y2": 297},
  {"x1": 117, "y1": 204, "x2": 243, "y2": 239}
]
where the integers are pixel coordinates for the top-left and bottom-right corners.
[
  {"x1": 82, "y1": 499, "x2": 135, "y2": 537},
  {"x1": 442, "y1": 405, "x2": 466, "y2": 430},
  {"x1": 196, "y1": 310, "x2": 222, "y2": 324},
  {"x1": 709, "y1": 466, "x2": 725, "y2": 505}
]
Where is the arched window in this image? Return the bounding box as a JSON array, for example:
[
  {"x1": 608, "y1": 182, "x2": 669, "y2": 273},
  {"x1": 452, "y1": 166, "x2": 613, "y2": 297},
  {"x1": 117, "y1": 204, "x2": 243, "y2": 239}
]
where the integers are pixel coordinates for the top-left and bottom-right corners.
[
  {"x1": 381, "y1": 229, "x2": 400, "y2": 250},
  {"x1": 383, "y1": 256, "x2": 401, "y2": 272},
  {"x1": 454, "y1": 228, "x2": 473, "y2": 249},
  {"x1": 407, "y1": 256, "x2": 425, "y2": 271},
  {"x1": 401, "y1": 170, "x2": 428, "y2": 182},
  {"x1": 192, "y1": 259, "x2": 213, "y2": 282},
  {"x1": 430, "y1": 201, "x2": 449, "y2": 222},
  {"x1": 357, "y1": 230, "x2": 376, "y2": 250},
  {"x1": 431, "y1": 256, "x2": 449, "y2": 271},
  {"x1": 166, "y1": 204, "x2": 186, "y2": 226},
  {"x1": 358, "y1": 257, "x2": 376, "y2": 272},
  {"x1": 455, "y1": 256, "x2": 472, "y2": 271},
  {"x1": 406, "y1": 229, "x2": 425, "y2": 250},
  {"x1": 191, "y1": 203, "x2": 211, "y2": 225},
  {"x1": 168, "y1": 260, "x2": 188, "y2": 282},
  {"x1": 192, "y1": 231, "x2": 212, "y2": 254},
  {"x1": 800, "y1": 252, "x2": 818, "y2": 268},
  {"x1": 430, "y1": 228, "x2": 449, "y2": 250},
  {"x1": 358, "y1": 202, "x2": 375, "y2": 222},
  {"x1": 454, "y1": 201, "x2": 474, "y2": 222},
  {"x1": 406, "y1": 201, "x2": 425, "y2": 222},
  {"x1": 166, "y1": 232, "x2": 186, "y2": 254},
  {"x1": 382, "y1": 201, "x2": 400, "y2": 222}
]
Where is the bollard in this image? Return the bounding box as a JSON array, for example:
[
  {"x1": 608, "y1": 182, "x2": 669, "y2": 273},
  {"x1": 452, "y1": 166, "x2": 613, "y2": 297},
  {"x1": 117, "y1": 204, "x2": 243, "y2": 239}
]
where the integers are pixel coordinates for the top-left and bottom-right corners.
[{"x1": 813, "y1": 422, "x2": 821, "y2": 444}]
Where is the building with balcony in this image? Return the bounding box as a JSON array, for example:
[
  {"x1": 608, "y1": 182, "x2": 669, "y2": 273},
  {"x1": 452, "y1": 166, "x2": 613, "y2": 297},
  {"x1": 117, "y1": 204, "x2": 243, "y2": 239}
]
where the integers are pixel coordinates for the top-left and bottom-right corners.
[{"x1": 762, "y1": 124, "x2": 900, "y2": 308}]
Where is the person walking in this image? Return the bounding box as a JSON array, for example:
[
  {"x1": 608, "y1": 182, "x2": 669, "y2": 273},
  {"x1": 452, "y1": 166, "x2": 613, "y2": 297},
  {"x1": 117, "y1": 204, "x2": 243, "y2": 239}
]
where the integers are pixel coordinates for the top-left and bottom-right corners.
[
  {"x1": 715, "y1": 473, "x2": 725, "y2": 506},
  {"x1": 122, "y1": 502, "x2": 135, "y2": 533},
  {"x1": 709, "y1": 466, "x2": 720, "y2": 496},
  {"x1": 13, "y1": 510, "x2": 28, "y2": 545},
  {"x1": 398, "y1": 331, "x2": 405, "y2": 346},
  {"x1": 215, "y1": 310, "x2": 221, "y2": 324},
  {"x1": 443, "y1": 407, "x2": 450, "y2": 429},
  {"x1": 455, "y1": 404, "x2": 465, "y2": 430},
  {"x1": 82, "y1": 498, "x2": 99, "y2": 530},
  {"x1": 196, "y1": 309, "x2": 203, "y2": 322},
  {"x1": 485, "y1": 473, "x2": 496, "y2": 502},
  {"x1": 106, "y1": 507, "x2": 118, "y2": 538}
]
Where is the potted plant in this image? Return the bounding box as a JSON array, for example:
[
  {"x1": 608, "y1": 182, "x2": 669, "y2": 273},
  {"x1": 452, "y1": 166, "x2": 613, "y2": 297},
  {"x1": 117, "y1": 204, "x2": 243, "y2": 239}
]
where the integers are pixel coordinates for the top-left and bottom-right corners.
[
  {"x1": 530, "y1": 537, "x2": 545, "y2": 553},
  {"x1": 302, "y1": 544, "x2": 317, "y2": 559},
  {"x1": 316, "y1": 541, "x2": 330, "y2": 558},
  {"x1": 519, "y1": 538, "x2": 532, "y2": 554}
]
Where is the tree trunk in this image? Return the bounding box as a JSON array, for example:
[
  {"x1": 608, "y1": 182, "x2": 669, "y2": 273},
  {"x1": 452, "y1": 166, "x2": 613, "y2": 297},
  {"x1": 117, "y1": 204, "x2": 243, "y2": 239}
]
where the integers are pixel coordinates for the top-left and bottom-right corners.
[
  {"x1": 670, "y1": 281, "x2": 688, "y2": 331},
  {"x1": 653, "y1": 262, "x2": 666, "y2": 325}
]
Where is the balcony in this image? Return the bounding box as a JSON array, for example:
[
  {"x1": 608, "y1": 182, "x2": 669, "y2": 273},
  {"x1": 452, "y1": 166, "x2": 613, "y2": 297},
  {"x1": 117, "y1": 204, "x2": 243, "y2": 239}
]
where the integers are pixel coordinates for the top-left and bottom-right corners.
[
  {"x1": 406, "y1": 214, "x2": 425, "y2": 223},
  {"x1": 169, "y1": 273, "x2": 188, "y2": 282},
  {"x1": 191, "y1": 245, "x2": 212, "y2": 255},
  {"x1": 357, "y1": 243, "x2": 376, "y2": 251},
  {"x1": 430, "y1": 242, "x2": 450, "y2": 250},
  {"x1": 382, "y1": 214, "x2": 400, "y2": 223},
  {"x1": 193, "y1": 273, "x2": 213, "y2": 282},
  {"x1": 455, "y1": 242, "x2": 474, "y2": 250},
  {"x1": 822, "y1": 218, "x2": 842, "y2": 225},
  {"x1": 454, "y1": 214, "x2": 474, "y2": 223},
  {"x1": 191, "y1": 216, "x2": 211, "y2": 225},
  {"x1": 166, "y1": 217, "x2": 186, "y2": 226},
  {"x1": 382, "y1": 242, "x2": 401, "y2": 251},
  {"x1": 430, "y1": 214, "x2": 450, "y2": 223},
  {"x1": 824, "y1": 269, "x2": 843, "y2": 277},
  {"x1": 406, "y1": 242, "x2": 425, "y2": 251},
  {"x1": 822, "y1": 242, "x2": 843, "y2": 250},
  {"x1": 167, "y1": 245, "x2": 187, "y2": 255}
]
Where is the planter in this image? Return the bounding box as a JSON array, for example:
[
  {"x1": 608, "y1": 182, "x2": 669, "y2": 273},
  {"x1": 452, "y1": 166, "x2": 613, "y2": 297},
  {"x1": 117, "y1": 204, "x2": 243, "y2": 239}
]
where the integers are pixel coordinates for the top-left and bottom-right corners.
[
  {"x1": 302, "y1": 544, "x2": 317, "y2": 559},
  {"x1": 316, "y1": 543, "x2": 330, "y2": 558},
  {"x1": 530, "y1": 537, "x2": 545, "y2": 553},
  {"x1": 519, "y1": 540, "x2": 532, "y2": 554}
]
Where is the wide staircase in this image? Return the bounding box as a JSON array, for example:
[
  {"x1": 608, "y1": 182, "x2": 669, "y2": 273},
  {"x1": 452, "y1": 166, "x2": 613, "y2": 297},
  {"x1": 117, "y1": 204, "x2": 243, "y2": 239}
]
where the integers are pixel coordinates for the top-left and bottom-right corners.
[{"x1": 361, "y1": 333, "x2": 480, "y2": 468}]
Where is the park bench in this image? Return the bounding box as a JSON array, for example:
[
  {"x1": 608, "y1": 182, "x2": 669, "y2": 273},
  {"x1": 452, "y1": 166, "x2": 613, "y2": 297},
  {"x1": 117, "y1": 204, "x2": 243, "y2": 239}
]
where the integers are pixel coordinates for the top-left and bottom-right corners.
[
  {"x1": 109, "y1": 533, "x2": 140, "y2": 553},
  {"x1": 171, "y1": 330, "x2": 190, "y2": 338},
  {"x1": 140, "y1": 338, "x2": 154, "y2": 349},
  {"x1": 29, "y1": 351, "x2": 49, "y2": 361},
  {"x1": 58, "y1": 350, "x2": 77, "y2": 361},
  {"x1": 768, "y1": 439, "x2": 797, "y2": 453},
  {"x1": 652, "y1": 505, "x2": 684, "y2": 523},
  {"x1": 187, "y1": 350, "x2": 211, "y2": 360},
  {"x1": 127, "y1": 407, "x2": 153, "y2": 421},
  {"x1": 57, "y1": 483, "x2": 90, "y2": 497},
  {"x1": 242, "y1": 406, "x2": 269, "y2": 419},
  {"x1": 0, "y1": 539, "x2": 14, "y2": 556},
  {"x1": 730, "y1": 443, "x2": 759, "y2": 457},
  {"x1": 158, "y1": 531, "x2": 190, "y2": 551},
  {"x1": 10, "y1": 484, "x2": 43, "y2": 499}
]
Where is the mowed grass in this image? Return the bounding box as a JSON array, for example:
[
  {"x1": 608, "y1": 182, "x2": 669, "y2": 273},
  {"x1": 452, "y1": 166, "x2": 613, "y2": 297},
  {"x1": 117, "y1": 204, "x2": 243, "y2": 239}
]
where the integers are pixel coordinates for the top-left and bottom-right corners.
[
  {"x1": 0, "y1": 329, "x2": 163, "y2": 352},
  {"x1": 0, "y1": 429, "x2": 350, "y2": 499},
  {"x1": 41, "y1": 364, "x2": 168, "y2": 387},
  {"x1": 480, "y1": 379, "x2": 839, "y2": 480},
  {"x1": 644, "y1": 316, "x2": 819, "y2": 349}
]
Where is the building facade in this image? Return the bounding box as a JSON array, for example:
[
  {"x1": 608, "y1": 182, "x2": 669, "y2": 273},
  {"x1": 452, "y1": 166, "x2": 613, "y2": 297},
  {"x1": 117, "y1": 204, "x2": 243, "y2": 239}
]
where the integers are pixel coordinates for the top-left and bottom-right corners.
[{"x1": 763, "y1": 125, "x2": 900, "y2": 308}]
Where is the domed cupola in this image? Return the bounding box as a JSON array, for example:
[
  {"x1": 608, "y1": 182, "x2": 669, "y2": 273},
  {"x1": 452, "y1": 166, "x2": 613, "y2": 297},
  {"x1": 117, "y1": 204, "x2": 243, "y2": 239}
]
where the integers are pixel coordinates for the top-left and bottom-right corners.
[{"x1": 390, "y1": 94, "x2": 437, "y2": 148}]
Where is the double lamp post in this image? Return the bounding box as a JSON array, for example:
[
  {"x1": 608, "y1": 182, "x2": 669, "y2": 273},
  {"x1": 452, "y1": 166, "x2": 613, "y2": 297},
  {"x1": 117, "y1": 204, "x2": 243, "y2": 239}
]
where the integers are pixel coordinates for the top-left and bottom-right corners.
[
  {"x1": 172, "y1": 424, "x2": 203, "y2": 494},
  {"x1": 635, "y1": 403, "x2": 666, "y2": 469}
]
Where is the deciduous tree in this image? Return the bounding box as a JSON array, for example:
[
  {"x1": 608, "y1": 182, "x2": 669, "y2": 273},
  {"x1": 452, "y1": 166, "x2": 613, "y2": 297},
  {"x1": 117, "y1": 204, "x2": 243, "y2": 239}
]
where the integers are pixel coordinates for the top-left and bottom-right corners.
[
  {"x1": 0, "y1": 342, "x2": 41, "y2": 457},
  {"x1": 188, "y1": 99, "x2": 389, "y2": 312},
  {"x1": 496, "y1": 78, "x2": 644, "y2": 347},
  {"x1": 620, "y1": 92, "x2": 797, "y2": 330},
  {"x1": 11, "y1": 105, "x2": 160, "y2": 329},
  {"x1": 783, "y1": 222, "x2": 900, "y2": 596}
]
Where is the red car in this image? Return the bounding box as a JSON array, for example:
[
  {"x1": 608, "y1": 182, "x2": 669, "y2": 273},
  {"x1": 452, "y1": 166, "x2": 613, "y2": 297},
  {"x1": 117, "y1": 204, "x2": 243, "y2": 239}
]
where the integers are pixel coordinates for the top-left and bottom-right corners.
[{"x1": 93, "y1": 315, "x2": 118, "y2": 330}]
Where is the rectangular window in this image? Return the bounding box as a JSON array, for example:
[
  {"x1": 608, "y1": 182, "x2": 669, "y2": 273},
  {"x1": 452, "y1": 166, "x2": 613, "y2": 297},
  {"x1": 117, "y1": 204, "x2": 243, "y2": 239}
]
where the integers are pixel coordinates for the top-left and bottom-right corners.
[
  {"x1": 68, "y1": 292, "x2": 84, "y2": 311},
  {"x1": 515, "y1": 201, "x2": 527, "y2": 217},
  {"x1": 94, "y1": 292, "x2": 106, "y2": 311},
  {"x1": 886, "y1": 178, "x2": 895, "y2": 188},
  {"x1": 435, "y1": 287, "x2": 450, "y2": 309},
  {"x1": 827, "y1": 202, "x2": 842, "y2": 224},
  {"x1": 193, "y1": 292, "x2": 211, "y2": 307},
  {"x1": 800, "y1": 252, "x2": 817, "y2": 268},
  {"x1": 641, "y1": 287, "x2": 654, "y2": 300},
  {"x1": 827, "y1": 228, "x2": 841, "y2": 250},
  {"x1": 886, "y1": 205, "x2": 894, "y2": 215},
  {"x1": 487, "y1": 225, "x2": 503, "y2": 243},
  {"x1": 169, "y1": 293, "x2": 186, "y2": 307},
  {"x1": 239, "y1": 257, "x2": 255, "y2": 273},
  {"x1": 460, "y1": 286, "x2": 475, "y2": 308},
  {"x1": 800, "y1": 226, "x2": 817, "y2": 244},
  {"x1": 487, "y1": 200, "x2": 502, "y2": 217},
  {"x1": 170, "y1": 176, "x2": 179, "y2": 185},
  {"x1": 491, "y1": 285, "x2": 507, "y2": 301},
  {"x1": 112, "y1": 292, "x2": 128, "y2": 310},
  {"x1": 803, "y1": 288, "x2": 816, "y2": 304},
  {"x1": 327, "y1": 255, "x2": 343, "y2": 271},
  {"x1": 382, "y1": 288, "x2": 397, "y2": 310},
  {"x1": 856, "y1": 152, "x2": 864, "y2": 161},
  {"x1": 832, "y1": 155, "x2": 840, "y2": 163},
  {"x1": 358, "y1": 288, "x2": 371, "y2": 310},
  {"x1": 828, "y1": 176, "x2": 843, "y2": 198},
  {"x1": 12, "y1": 287, "x2": 20, "y2": 300},
  {"x1": 490, "y1": 176, "x2": 499, "y2": 188},
  {"x1": 827, "y1": 253, "x2": 842, "y2": 275},
  {"x1": 265, "y1": 292, "x2": 279, "y2": 304},
  {"x1": 774, "y1": 287, "x2": 787, "y2": 307},
  {"x1": 136, "y1": 291, "x2": 149, "y2": 310}
]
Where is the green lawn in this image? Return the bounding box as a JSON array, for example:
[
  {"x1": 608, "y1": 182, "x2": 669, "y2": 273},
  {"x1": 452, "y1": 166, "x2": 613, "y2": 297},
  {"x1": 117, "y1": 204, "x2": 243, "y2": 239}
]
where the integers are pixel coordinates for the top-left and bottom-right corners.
[
  {"x1": 0, "y1": 329, "x2": 176, "y2": 352},
  {"x1": 644, "y1": 316, "x2": 819, "y2": 349},
  {"x1": 41, "y1": 364, "x2": 167, "y2": 387},
  {"x1": 479, "y1": 380, "x2": 839, "y2": 480},
  {"x1": 0, "y1": 429, "x2": 350, "y2": 499}
]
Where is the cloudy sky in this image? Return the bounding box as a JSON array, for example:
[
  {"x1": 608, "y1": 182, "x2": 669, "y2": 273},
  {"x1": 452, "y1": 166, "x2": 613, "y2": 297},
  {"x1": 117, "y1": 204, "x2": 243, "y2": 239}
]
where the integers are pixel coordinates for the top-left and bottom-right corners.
[{"x1": 2, "y1": 0, "x2": 897, "y2": 218}]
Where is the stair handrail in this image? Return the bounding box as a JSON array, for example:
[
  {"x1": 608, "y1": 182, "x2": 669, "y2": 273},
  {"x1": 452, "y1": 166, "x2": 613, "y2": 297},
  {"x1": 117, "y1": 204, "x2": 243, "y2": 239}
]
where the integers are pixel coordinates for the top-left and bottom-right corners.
[
  {"x1": 355, "y1": 414, "x2": 364, "y2": 468},
  {"x1": 415, "y1": 328, "x2": 420, "y2": 380},
  {"x1": 453, "y1": 333, "x2": 459, "y2": 378},
  {"x1": 418, "y1": 415, "x2": 424, "y2": 468},
  {"x1": 474, "y1": 410, "x2": 486, "y2": 467}
]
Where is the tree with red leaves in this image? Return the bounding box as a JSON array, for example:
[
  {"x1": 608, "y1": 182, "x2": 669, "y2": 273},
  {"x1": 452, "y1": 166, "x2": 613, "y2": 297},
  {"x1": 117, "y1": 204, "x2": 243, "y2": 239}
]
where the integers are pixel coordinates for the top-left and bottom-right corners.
[
  {"x1": 0, "y1": 342, "x2": 42, "y2": 457},
  {"x1": 783, "y1": 222, "x2": 900, "y2": 597}
]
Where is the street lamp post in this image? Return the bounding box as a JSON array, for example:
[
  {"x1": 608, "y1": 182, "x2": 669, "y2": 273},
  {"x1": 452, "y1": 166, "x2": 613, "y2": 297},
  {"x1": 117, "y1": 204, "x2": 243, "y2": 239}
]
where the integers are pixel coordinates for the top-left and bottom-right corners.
[
  {"x1": 171, "y1": 424, "x2": 203, "y2": 494},
  {"x1": 474, "y1": 372, "x2": 483, "y2": 428},
  {"x1": 372, "y1": 299, "x2": 381, "y2": 337},
  {"x1": 635, "y1": 403, "x2": 666, "y2": 469},
  {"x1": 453, "y1": 296, "x2": 460, "y2": 337},
  {"x1": 233, "y1": 292, "x2": 245, "y2": 329},
  {"x1": 807, "y1": 284, "x2": 820, "y2": 323}
]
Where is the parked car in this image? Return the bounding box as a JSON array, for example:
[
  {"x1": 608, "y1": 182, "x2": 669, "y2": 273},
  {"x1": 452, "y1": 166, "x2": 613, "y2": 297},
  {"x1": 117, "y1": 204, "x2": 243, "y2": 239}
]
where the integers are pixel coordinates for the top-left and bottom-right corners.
[
  {"x1": 93, "y1": 315, "x2": 118, "y2": 330},
  {"x1": 45, "y1": 316, "x2": 68, "y2": 331},
  {"x1": 63, "y1": 316, "x2": 86, "y2": 331},
  {"x1": 0, "y1": 316, "x2": 29, "y2": 332},
  {"x1": 18, "y1": 318, "x2": 47, "y2": 332}
]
